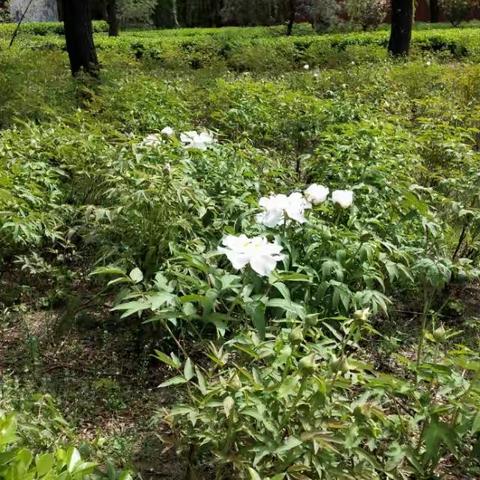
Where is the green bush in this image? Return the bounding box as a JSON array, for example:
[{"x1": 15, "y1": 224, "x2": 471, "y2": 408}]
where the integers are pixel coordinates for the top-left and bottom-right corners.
[
  {"x1": 1, "y1": 23, "x2": 480, "y2": 479},
  {"x1": 0, "y1": 20, "x2": 108, "y2": 38},
  {"x1": 439, "y1": 0, "x2": 478, "y2": 26}
]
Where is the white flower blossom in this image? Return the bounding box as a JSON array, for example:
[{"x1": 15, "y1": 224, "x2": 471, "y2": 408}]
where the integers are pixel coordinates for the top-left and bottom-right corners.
[
  {"x1": 219, "y1": 235, "x2": 284, "y2": 277},
  {"x1": 304, "y1": 64, "x2": 310, "y2": 70},
  {"x1": 161, "y1": 126, "x2": 175, "y2": 136},
  {"x1": 331, "y1": 190, "x2": 354, "y2": 209},
  {"x1": 141, "y1": 134, "x2": 162, "y2": 148},
  {"x1": 256, "y1": 192, "x2": 311, "y2": 227},
  {"x1": 304, "y1": 184, "x2": 329, "y2": 205},
  {"x1": 180, "y1": 130, "x2": 215, "y2": 151}
]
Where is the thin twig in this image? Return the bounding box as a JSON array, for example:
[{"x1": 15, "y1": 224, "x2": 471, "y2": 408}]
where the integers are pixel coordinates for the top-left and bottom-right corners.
[{"x1": 9, "y1": 0, "x2": 35, "y2": 48}]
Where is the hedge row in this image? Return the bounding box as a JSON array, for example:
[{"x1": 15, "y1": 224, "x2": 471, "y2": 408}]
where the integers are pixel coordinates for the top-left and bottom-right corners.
[
  {"x1": 0, "y1": 20, "x2": 108, "y2": 37},
  {"x1": 3, "y1": 23, "x2": 480, "y2": 70}
]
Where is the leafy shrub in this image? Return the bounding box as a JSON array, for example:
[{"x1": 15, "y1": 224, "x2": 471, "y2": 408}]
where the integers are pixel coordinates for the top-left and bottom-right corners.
[
  {"x1": 158, "y1": 311, "x2": 480, "y2": 478},
  {"x1": 346, "y1": 0, "x2": 389, "y2": 30},
  {"x1": 439, "y1": 0, "x2": 477, "y2": 26},
  {"x1": 0, "y1": 381, "x2": 131, "y2": 480},
  {"x1": 310, "y1": 0, "x2": 341, "y2": 32},
  {"x1": 0, "y1": 20, "x2": 108, "y2": 37},
  {"x1": 0, "y1": 412, "x2": 131, "y2": 480},
  {"x1": 117, "y1": 0, "x2": 156, "y2": 26},
  {"x1": 0, "y1": 1, "x2": 10, "y2": 23}
]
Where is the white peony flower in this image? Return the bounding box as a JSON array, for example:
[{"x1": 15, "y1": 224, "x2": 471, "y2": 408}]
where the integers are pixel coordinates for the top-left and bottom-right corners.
[
  {"x1": 304, "y1": 64, "x2": 310, "y2": 70},
  {"x1": 180, "y1": 130, "x2": 215, "y2": 151},
  {"x1": 161, "y1": 126, "x2": 175, "y2": 136},
  {"x1": 304, "y1": 184, "x2": 329, "y2": 205},
  {"x1": 219, "y1": 234, "x2": 284, "y2": 277},
  {"x1": 256, "y1": 192, "x2": 311, "y2": 227},
  {"x1": 331, "y1": 190, "x2": 354, "y2": 209},
  {"x1": 141, "y1": 134, "x2": 162, "y2": 148}
]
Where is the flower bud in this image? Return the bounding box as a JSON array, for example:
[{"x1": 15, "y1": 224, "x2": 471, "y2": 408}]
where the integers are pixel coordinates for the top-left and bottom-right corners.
[
  {"x1": 354, "y1": 308, "x2": 370, "y2": 322},
  {"x1": 433, "y1": 325, "x2": 447, "y2": 343},
  {"x1": 230, "y1": 374, "x2": 242, "y2": 391},
  {"x1": 331, "y1": 356, "x2": 349, "y2": 373},
  {"x1": 305, "y1": 315, "x2": 319, "y2": 328},
  {"x1": 289, "y1": 327, "x2": 304, "y2": 344},
  {"x1": 298, "y1": 354, "x2": 316, "y2": 375}
]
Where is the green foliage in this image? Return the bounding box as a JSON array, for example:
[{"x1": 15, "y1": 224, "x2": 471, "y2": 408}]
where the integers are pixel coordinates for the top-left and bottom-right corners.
[
  {"x1": 439, "y1": 0, "x2": 478, "y2": 26},
  {"x1": 157, "y1": 320, "x2": 480, "y2": 478},
  {"x1": 2, "y1": 22, "x2": 480, "y2": 480},
  {"x1": 0, "y1": 382, "x2": 131, "y2": 480},
  {"x1": 0, "y1": 412, "x2": 131, "y2": 479},
  {"x1": 0, "y1": 20, "x2": 108, "y2": 37},
  {"x1": 117, "y1": 0, "x2": 156, "y2": 26},
  {"x1": 346, "y1": 0, "x2": 389, "y2": 30}
]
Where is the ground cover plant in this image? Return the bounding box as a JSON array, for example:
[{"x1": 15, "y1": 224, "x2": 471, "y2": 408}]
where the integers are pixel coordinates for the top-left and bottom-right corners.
[{"x1": 1, "y1": 20, "x2": 480, "y2": 480}]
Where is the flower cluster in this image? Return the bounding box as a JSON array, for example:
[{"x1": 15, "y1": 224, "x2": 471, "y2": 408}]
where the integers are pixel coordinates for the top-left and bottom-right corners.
[
  {"x1": 256, "y1": 192, "x2": 311, "y2": 227},
  {"x1": 140, "y1": 133, "x2": 163, "y2": 148},
  {"x1": 180, "y1": 130, "x2": 215, "y2": 151},
  {"x1": 256, "y1": 185, "x2": 353, "y2": 228},
  {"x1": 140, "y1": 127, "x2": 216, "y2": 151},
  {"x1": 220, "y1": 185, "x2": 354, "y2": 276},
  {"x1": 219, "y1": 235, "x2": 284, "y2": 277}
]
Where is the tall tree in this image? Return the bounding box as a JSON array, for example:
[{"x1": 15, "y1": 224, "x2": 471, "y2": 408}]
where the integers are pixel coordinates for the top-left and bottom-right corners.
[
  {"x1": 106, "y1": 0, "x2": 120, "y2": 36},
  {"x1": 63, "y1": 0, "x2": 99, "y2": 75},
  {"x1": 172, "y1": 0, "x2": 180, "y2": 27},
  {"x1": 286, "y1": 0, "x2": 296, "y2": 35},
  {"x1": 388, "y1": 0, "x2": 413, "y2": 56},
  {"x1": 430, "y1": 0, "x2": 439, "y2": 22}
]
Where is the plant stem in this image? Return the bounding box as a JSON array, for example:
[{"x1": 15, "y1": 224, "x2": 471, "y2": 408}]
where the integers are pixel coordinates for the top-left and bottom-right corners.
[{"x1": 416, "y1": 288, "x2": 431, "y2": 380}]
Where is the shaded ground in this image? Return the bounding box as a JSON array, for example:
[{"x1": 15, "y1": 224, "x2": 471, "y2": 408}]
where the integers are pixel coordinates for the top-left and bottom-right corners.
[{"x1": 0, "y1": 281, "x2": 187, "y2": 479}]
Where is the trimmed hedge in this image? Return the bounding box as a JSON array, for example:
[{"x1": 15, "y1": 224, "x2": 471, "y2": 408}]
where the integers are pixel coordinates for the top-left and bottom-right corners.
[
  {"x1": 0, "y1": 20, "x2": 108, "y2": 37},
  {"x1": 1, "y1": 22, "x2": 480, "y2": 70}
]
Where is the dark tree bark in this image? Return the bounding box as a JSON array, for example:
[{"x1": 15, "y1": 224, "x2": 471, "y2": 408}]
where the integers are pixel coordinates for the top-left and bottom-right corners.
[
  {"x1": 63, "y1": 0, "x2": 99, "y2": 75},
  {"x1": 286, "y1": 0, "x2": 296, "y2": 35},
  {"x1": 106, "y1": 0, "x2": 119, "y2": 36},
  {"x1": 388, "y1": 0, "x2": 413, "y2": 56},
  {"x1": 430, "y1": 0, "x2": 439, "y2": 22}
]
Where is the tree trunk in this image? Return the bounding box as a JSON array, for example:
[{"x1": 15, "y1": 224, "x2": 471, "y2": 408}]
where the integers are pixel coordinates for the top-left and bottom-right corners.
[
  {"x1": 63, "y1": 0, "x2": 99, "y2": 75},
  {"x1": 286, "y1": 0, "x2": 296, "y2": 35},
  {"x1": 430, "y1": 0, "x2": 439, "y2": 22},
  {"x1": 388, "y1": 0, "x2": 413, "y2": 56},
  {"x1": 106, "y1": 0, "x2": 119, "y2": 36},
  {"x1": 172, "y1": 0, "x2": 180, "y2": 28}
]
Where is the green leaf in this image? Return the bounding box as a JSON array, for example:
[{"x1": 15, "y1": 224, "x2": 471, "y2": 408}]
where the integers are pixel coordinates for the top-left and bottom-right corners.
[
  {"x1": 223, "y1": 396, "x2": 235, "y2": 418},
  {"x1": 250, "y1": 301, "x2": 266, "y2": 339},
  {"x1": 66, "y1": 447, "x2": 81, "y2": 473},
  {"x1": 184, "y1": 358, "x2": 195, "y2": 381},
  {"x1": 472, "y1": 411, "x2": 480, "y2": 434},
  {"x1": 248, "y1": 467, "x2": 262, "y2": 480},
  {"x1": 275, "y1": 436, "x2": 303, "y2": 454},
  {"x1": 158, "y1": 376, "x2": 188, "y2": 388},
  {"x1": 195, "y1": 367, "x2": 208, "y2": 395},
  {"x1": 267, "y1": 298, "x2": 305, "y2": 319},
  {"x1": 154, "y1": 350, "x2": 179, "y2": 369},
  {"x1": 36, "y1": 453, "x2": 54, "y2": 477}
]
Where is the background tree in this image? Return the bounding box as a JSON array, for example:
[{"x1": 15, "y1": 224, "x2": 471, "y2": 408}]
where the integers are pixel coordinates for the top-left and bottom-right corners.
[
  {"x1": 63, "y1": 0, "x2": 98, "y2": 75},
  {"x1": 388, "y1": 0, "x2": 413, "y2": 55},
  {"x1": 429, "y1": 0, "x2": 440, "y2": 21},
  {"x1": 439, "y1": 0, "x2": 477, "y2": 26},
  {"x1": 286, "y1": 0, "x2": 296, "y2": 35},
  {"x1": 106, "y1": 0, "x2": 119, "y2": 36},
  {"x1": 346, "y1": 0, "x2": 389, "y2": 30}
]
